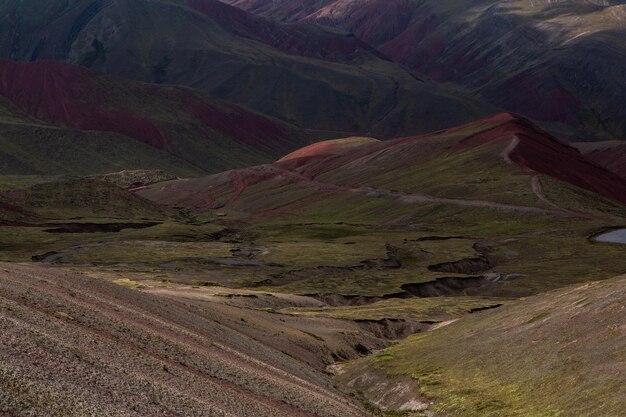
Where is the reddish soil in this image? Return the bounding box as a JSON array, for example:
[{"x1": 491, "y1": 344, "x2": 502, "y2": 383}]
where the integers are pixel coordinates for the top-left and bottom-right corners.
[
  {"x1": 225, "y1": 171, "x2": 251, "y2": 206},
  {"x1": 453, "y1": 114, "x2": 626, "y2": 204},
  {"x1": 43, "y1": 222, "x2": 160, "y2": 233},
  {"x1": 0, "y1": 58, "x2": 300, "y2": 158},
  {"x1": 161, "y1": 184, "x2": 218, "y2": 210},
  {"x1": 277, "y1": 137, "x2": 380, "y2": 163},
  {"x1": 381, "y1": 14, "x2": 445, "y2": 76},
  {"x1": 492, "y1": 74, "x2": 579, "y2": 124},
  {"x1": 304, "y1": 0, "x2": 415, "y2": 46},
  {"x1": 284, "y1": 113, "x2": 626, "y2": 206},
  {"x1": 184, "y1": 94, "x2": 290, "y2": 150},
  {"x1": 141, "y1": 113, "x2": 626, "y2": 218},
  {"x1": 0, "y1": 199, "x2": 33, "y2": 217},
  {"x1": 0, "y1": 196, "x2": 39, "y2": 224},
  {"x1": 227, "y1": 0, "x2": 416, "y2": 48},
  {"x1": 584, "y1": 144, "x2": 626, "y2": 180},
  {"x1": 0, "y1": 59, "x2": 167, "y2": 148}
]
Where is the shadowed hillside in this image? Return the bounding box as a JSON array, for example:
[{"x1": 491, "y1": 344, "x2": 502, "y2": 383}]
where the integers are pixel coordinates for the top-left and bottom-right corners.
[
  {"x1": 226, "y1": 0, "x2": 626, "y2": 140},
  {"x1": 575, "y1": 141, "x2": 626, "y2": 180},
  {"x1": 0, "y1": 58, "x2": 311, "y2": 175},
  {"x1": 0, "y1": 0, "x2": 493, "y2": 137}
]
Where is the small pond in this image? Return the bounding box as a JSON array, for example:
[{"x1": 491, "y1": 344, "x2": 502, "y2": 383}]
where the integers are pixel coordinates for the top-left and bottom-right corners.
[{"x1": 594, "y1": 229, "x2": 626, "y2": 244}]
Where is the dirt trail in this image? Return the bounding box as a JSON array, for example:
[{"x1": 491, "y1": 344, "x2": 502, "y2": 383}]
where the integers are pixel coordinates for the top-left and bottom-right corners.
[
  {"x1": 531, "y1": 176, "x2": 564, "y2": 211},
  {"x1": 501, "y1": 136, "x2": 519, "y2": 164},
  {"x1": 501, "y1": 137, "x2": 596, "y2": 218},
  {"x1": 226, "y1": 170, "x2": 250, "y2": 205},
  {"x1": 231, "y1": 165, "x2": 572, "y2": 216},
  {"x1": 374, "y1": 187, "x2": 564, "y2": 215},
  {"x1": 530, "y1": 175, "x2": 598, "y2": 219}
]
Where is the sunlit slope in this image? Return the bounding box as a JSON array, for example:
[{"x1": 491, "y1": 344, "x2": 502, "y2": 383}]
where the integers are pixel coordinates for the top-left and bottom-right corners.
[
  {"x1": 140, "y1": 113, "x2": 626, "y2": 213},
  {"x1": 277, "y1": 136, "x2": 380, "y2": 162},
  {"x1": 343, "y1": 274, "x2": 626, "y2": 417}
]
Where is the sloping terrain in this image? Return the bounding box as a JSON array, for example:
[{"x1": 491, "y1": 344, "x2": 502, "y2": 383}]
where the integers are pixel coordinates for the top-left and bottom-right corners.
[
  {"x1": 0, "y1": 120, "x2": 203, "y2": 177},
  {"x1": 0, "y1": 176, "x2": 172, "y2": 237},
  {"x1": 10, "y1": 178, "x2": 171, "y2": 220},
  {"x1": 226, "y1": 0, "x2": 415, "y2": 47},
  {"x1": 140, "y1": 113, "x2": 626, "y2": 211},
  {"x1": 90, "y1": 170, "x2": 178, "y2": 189},
  {"x1": 277, "y1": 136, "x2": 380, "y2": 163},
  {"x1": 0, "y1": 2, "x2": 624, "y2": 416},
  {"x1": 134, "y1": 113, "x2": 626, "y2": 300},
  {"x1": 0, "y1": 58, "x2": 311, "y2": 175},
  {"x1": 340, "y1": 274, "x2": 626, "y2": 416},
  {"x1": 575, "y1": 141, "x2": 626, "y2": 180},
  {"x1": 0, "y1": 195, "x2": 38, "y2": 226},
  {"x1": 0, "y1": 114, "x2": 624, "y2": 416},
  {"x1": 271, "y1": 112, "x2": 626, "y2": 205},
  {"x1": 226, "y1": 0, "x2": 626, "y2": 140},
  {"x1": 185, "y1": 0, "x2": 384, "y2": 61},
  {"x1": 0, "y1": 0, "x2": 492, "y2": 137},
  {"x1": 0, "y1": 262, "x2": 373, "y2": 417},
  {"x1": 0, "y1": 91, "x2": 199, "y2": 176}
]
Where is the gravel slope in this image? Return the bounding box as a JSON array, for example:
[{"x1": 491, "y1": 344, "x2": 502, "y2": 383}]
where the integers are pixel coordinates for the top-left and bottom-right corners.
[{"x1": 0, "y1": 263, "x2": 369, "y2": 417}]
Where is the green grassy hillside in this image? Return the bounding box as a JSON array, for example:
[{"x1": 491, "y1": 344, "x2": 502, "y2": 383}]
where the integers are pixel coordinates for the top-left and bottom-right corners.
[
  {"x1": 0, "y1": 121, "x2": 202, "y2": 176},
  {"x1": 342, "y1": 274, "x2": 626, "y2": 416},
  {"x1": 0, "y1": 113, "x2": 623, "y2": 417}
]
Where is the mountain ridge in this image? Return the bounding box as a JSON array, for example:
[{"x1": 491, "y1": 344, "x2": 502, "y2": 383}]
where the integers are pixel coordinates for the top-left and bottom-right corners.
[
  {"x1": 224, "y1": 0, "x2": 626, "y2": 141},
  {"x1": 0, "y1": 0, "x2": 494, "y2": 137},
  {"x1": 0, "y1": 57, "x2": 312, "y2": 175}
]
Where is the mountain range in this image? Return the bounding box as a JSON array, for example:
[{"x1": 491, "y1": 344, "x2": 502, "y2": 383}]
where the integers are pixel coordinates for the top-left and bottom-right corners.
[
  {"x1": 0, "y1": 2, "x2": 625, "y2": 416},
  {"x1": 0, "y1": 57, "x2": 312, "y2": 175},
  {"x1": 0, "y1": 0, "x2": 492, "y2": 139},
  {"x1": 226, "y1": 0, "x2": 626, "y2": 140}
]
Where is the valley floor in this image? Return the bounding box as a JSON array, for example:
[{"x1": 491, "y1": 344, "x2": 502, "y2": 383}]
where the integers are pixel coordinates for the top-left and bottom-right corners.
[
  {"x1": 1, "y1": 114, "x2": 625, "y2": 416},
  {"x1": 2, "y1": 261, "x2": 625, "y2": 417}
]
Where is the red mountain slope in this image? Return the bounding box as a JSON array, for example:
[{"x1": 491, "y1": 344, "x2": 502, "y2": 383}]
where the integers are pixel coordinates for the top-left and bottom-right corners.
[
  {"x1": 278, "y1": 113, "x2": 626, "y2": 204},
  {"x1": 0, "y1": 58, "x2": 310, "y2": 173},
  {"x1": 0, "y1": 0, "x2": 494, "y2": 138},
  {"x1": 140, "y1": 113, "x2": 626, "y2": 217},
  {"x1": 224, "y1": 0, "x2": 416, "y2": 51},
  {"x1": 575, "y1": 142, "x2": 626, "y2": 181},
  {"x1": 453, "y1": 115, "x2": 626, "y2": 204},
  {"x1": 0, "y1": 59, "x2": 166, "y2": 148}
]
